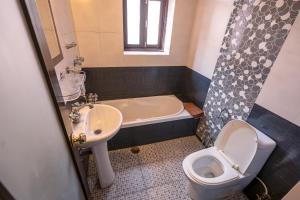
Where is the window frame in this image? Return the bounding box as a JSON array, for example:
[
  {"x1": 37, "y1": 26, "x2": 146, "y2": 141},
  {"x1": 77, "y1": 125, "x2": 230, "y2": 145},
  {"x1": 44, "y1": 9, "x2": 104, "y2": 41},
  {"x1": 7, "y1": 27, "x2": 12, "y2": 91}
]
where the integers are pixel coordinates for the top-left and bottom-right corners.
[{"x1": 123, "y1": 0, "x2": 168, "y2": 51}]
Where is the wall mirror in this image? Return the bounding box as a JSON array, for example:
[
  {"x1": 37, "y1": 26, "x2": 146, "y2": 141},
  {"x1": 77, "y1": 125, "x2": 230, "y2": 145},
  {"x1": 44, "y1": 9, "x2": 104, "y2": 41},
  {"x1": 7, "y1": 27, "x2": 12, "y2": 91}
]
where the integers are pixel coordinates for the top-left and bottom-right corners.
[
  {"x1": 22, "y1": 0, "x2": 63, "y2": 67},
  {"x1": 35, "y1": 0, "x2": 61, "y2": 61}
]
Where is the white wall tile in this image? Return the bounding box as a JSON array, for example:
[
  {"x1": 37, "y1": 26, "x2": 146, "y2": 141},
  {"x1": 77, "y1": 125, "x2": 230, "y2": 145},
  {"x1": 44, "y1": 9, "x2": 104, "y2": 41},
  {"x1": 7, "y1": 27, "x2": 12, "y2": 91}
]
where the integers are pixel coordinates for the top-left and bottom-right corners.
[
  {"x1": 256, "y1": 15, "x2": 300, "y2": 127},
  {"x1": 187, "y1": 0, "x2": 234, "y2": 79},
  {"x1": 70, "y1": 0, "x2": 101, "y2": 32},
  {"x1": 99, "y1": 0, "x2": 123, "y2": 33},
  {"x1": 99, "y1": 33, "x2": 124, "y2": 66},
  {"x1": 77, "y1": 32, "x2": 102, "y2": 67}
]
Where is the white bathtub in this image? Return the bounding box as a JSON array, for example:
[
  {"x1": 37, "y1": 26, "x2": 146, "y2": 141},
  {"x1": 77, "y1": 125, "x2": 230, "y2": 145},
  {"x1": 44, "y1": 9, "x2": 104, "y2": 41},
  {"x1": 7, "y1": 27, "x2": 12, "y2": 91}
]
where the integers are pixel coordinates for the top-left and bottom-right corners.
[{"x1": 102, "y1": 95, "x2": 192, "y2": 128}]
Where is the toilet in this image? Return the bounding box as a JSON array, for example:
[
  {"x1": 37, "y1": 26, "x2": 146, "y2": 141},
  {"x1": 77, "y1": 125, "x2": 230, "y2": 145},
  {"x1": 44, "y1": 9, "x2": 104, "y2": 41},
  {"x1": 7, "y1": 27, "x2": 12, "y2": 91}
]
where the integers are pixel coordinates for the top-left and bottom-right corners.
[{"x1": 183, "y1": 120, "x2": 276, "y2": 200}]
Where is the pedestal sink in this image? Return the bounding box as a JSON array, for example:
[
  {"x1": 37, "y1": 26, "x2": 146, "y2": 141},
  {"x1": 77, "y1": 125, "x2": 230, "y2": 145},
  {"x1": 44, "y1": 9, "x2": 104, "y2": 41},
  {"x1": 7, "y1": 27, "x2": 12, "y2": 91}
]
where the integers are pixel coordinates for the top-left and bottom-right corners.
[{"x1": 72, "y1": 104, "x2": 123, "y2": 188}]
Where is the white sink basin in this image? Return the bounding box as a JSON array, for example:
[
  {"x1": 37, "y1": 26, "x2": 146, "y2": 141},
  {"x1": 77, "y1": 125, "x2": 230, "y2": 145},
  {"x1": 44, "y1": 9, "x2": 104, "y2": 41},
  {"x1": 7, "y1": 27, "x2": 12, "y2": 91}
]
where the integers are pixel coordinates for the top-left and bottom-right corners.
[
  {"x1": 85, "y1": 104, "x2": 122, "y2": 146},
  {"x1": 71, "y1": 104, "x2": 123, "y2": 188},
  {"x1": 72, "y1": 104, "x2": 122, "y2": 147}
]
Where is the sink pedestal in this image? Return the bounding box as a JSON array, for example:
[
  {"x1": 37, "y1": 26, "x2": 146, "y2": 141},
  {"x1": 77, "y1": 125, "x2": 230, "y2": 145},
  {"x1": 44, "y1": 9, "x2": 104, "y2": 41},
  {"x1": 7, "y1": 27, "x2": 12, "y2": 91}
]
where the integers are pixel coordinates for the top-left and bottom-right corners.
[
  {"x1": 71, "y1": 104, "x2": 122, "y2": 188},
  {"x1": 92, "y1": 142, "x2": 115, "y2": 188}
]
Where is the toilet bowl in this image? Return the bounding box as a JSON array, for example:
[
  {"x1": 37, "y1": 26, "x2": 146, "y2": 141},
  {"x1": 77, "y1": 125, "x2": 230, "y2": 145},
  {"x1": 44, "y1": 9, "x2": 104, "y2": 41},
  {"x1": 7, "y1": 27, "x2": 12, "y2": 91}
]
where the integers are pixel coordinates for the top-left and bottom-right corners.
[{"x1": 183, "y1": 120, "x2": 276, "y2": 200}]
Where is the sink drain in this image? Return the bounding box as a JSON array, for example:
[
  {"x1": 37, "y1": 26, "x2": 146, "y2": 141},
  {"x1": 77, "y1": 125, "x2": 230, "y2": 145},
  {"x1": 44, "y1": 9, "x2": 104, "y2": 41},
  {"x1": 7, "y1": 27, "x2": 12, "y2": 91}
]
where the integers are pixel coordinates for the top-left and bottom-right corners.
[
  {"x1": 131, "y1": 146, "x2": 140, "y2": 154},
  {"x1": 94, "y1": 129, "x2": 102, "y2": 135}
]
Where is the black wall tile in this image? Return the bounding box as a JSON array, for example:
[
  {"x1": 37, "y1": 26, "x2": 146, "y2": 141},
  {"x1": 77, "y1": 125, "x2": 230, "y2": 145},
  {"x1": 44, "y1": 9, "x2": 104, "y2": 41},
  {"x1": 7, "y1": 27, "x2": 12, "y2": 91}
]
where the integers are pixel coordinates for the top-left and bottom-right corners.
[
  {"x1": 108, "y1": 118, "x2": 199, "y2": 150},
  {"x1": 83, "y1": 66, "x2": 211, "y2": 109},
  {"x1": 83, "y1": 66, "x2": 186, "y2": 100},
  {"x1": 182, "y1": 68, "x2": 211, "y2": 108},
  {"x1": 245, "y1": 104, "x2": 300, "y2": 200}
]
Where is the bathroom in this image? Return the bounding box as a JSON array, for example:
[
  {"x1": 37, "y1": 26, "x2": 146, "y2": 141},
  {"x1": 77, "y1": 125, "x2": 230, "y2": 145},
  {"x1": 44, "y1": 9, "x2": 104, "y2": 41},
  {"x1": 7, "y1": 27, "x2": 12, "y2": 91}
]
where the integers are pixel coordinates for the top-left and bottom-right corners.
[{"x1": 1, "y1": 0, "x2": 300, "y2": 199}]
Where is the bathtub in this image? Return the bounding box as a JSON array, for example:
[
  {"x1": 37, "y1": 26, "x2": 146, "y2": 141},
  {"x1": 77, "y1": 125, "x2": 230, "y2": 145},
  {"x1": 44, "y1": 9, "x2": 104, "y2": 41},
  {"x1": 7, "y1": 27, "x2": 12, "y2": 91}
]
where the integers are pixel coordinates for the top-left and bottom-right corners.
[{"x1": 102, "y1": 95, "x2": 192, "y2": 128}]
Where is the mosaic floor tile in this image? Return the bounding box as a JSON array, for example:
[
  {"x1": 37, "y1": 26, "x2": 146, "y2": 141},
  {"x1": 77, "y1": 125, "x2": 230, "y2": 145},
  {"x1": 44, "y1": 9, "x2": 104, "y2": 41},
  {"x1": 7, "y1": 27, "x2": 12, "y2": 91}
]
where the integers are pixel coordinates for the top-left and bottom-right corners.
[
  {"x1": 88, "y1": 155, "x2": 98, "y2": 177},
  {"x1": 108, "y1": 147, "x2": 140, "y2": 172},
  {"x1": 91, "y1": 166, "x2": 146, "y2": 200},
  {"x1": 140, "y1": 159, "x2": 177, "y2": 188},
  {"x1": 224, "y1": 192, "x2": 249, "y2": 200},
  {"x1": 138, "y1": 142, "x2": 167, "y2": 164},
  {"x1": 138, "y1": 136, "x2": 202, "y2": 164},
  {"x1": 87, "y1": 136, "x2": 248, "y2": 200},
  {"x1": 146, "y1": 182, "x2": 190, "y2": 200},
  {"x1": 112, "y1": 190, "x2": 149, "y2": 200}
]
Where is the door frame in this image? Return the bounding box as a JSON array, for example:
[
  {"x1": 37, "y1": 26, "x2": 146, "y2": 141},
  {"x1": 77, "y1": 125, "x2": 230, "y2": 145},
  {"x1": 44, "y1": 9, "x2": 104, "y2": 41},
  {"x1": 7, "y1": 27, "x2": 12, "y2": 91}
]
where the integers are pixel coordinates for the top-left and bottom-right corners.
[{"x1": 19, "y1": 0, "x2": 89, "y2": 199}]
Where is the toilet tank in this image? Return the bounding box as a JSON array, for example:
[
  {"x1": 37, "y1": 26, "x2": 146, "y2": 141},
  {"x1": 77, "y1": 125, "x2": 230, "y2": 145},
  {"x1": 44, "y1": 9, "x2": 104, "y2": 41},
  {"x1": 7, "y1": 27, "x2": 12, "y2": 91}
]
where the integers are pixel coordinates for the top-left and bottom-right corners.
[{"x1": 244, "y1": 127, "x2": 276, "y2": 176}]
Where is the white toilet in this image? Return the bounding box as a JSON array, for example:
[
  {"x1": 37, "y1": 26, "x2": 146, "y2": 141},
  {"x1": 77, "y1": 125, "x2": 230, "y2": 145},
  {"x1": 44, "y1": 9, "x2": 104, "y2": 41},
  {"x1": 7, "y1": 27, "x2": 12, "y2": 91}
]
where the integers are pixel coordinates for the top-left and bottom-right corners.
[{"x1": 183, "y1": 120, "x2": 276, "y2": 200}]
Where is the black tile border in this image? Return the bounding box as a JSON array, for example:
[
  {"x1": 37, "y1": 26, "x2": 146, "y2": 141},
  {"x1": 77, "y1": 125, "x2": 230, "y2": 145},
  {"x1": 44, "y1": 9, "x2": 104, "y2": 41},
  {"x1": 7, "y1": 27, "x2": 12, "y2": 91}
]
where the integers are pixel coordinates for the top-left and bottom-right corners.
[
  {"x1": 108, "y1": 118, "x2": 199, "y2": 150},
  {"x1": 182, "y1": 67, "x2": 211, "y2": 108},
  {"x1": 245, "y1": 104, "x2": 300, "y2": 199},
  {"x1": 83, "y1": 66, "x2": 186, "y2": 101}
]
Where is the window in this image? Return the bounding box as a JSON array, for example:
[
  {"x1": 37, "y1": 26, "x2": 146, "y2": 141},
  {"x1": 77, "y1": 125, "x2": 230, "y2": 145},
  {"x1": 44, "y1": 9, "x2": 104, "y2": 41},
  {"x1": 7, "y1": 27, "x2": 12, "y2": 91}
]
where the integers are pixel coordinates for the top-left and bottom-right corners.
[{"x1": 123, "y1": 0, "x2": 168, "y2": 51}]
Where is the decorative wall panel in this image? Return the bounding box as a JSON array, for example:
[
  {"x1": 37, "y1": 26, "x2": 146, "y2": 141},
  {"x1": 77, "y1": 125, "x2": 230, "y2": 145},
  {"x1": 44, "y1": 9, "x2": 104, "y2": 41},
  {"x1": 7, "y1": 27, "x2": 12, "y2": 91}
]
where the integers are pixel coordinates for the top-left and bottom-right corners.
[{"x1": 197, "y1": 0, "x2": 300, "y2": 146}]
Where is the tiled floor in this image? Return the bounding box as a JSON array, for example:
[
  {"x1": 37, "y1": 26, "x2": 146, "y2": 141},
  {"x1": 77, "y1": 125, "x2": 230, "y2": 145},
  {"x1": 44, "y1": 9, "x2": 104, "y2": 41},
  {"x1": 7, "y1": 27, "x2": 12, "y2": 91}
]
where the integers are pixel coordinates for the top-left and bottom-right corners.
[{"x1": 87, "y1": 136, "x2": 248, "y2": 200}]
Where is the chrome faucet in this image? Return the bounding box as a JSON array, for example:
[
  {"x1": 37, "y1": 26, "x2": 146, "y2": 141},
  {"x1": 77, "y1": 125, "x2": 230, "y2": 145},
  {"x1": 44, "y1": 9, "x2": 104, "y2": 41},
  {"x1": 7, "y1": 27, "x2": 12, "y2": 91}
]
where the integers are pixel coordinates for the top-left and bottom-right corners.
[
  {"x1": 69, "y1": 102, "x2": 93, "y2": 124},
  {"x1": 73, "y1": 56, "x2": 84, "y2": 66},
  {"x1": 69, "y1": 93, "x2": 99, "y2": 124},
  {"x1": 86, "y1": 93, "x2": 98, "y2": 104}
]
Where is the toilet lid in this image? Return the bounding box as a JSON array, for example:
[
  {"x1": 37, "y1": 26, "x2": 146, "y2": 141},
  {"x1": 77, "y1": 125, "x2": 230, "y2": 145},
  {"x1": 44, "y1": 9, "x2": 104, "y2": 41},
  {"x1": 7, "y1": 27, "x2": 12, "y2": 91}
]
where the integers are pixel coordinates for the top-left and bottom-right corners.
[{"x1": 214, "y1": 120, "x2": 258, "y2": 174}]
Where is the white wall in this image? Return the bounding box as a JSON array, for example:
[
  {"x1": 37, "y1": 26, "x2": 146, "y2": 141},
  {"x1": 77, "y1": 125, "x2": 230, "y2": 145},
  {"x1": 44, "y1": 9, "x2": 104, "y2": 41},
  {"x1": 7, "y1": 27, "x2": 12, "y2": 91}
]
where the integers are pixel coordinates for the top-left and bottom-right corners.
[
  {"x1": 0, "y1": 1, "x2": 84, "y2": 199},
  {"x1": 70, "y1": 0, "x2": 197, "y2": 67},
  {"x1": 256, "y1": 15, "x2": 300, "y2": 127},
  {"x1": 187, "y1": 0, "x2": 234, "y2": 79}
]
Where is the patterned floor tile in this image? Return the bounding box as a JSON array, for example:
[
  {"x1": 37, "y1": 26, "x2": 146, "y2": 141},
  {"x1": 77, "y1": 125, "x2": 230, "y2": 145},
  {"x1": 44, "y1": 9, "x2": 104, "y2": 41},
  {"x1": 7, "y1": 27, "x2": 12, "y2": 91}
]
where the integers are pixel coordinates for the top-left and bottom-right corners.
[
  {"x1": 140, "y1": 159, "x2": 176, "y2": 188},
  {"x1": 140, "y1": 156, "x2": 186, "y2": 188},
  {"x1": 112, "y1": 190, "x2": 149, "y2": 200},
  {"x1": 91, "y1": 166, "x2": 146, "y2": 200},
  {"x1": 88, "y1": 136, "x2": 248, "y2": 200},
  {"x1": 88, "y1": 155, "x2": 98, "y2": 177},
  {"x1": 146, "y1": 182, "x2": 191, "y2": 200},
  {"x1": 224, "y1": 192, "x2": 249, "y2": 200},
  {"x1": 109, "y1": 147, "x2": 140, "y2": 172},
  {"x1": 138, "y1": 142, "x2": 166, "y2": 164},
  {"x1": 138, "y1": 136, "x2": 203, "y2": 164}
]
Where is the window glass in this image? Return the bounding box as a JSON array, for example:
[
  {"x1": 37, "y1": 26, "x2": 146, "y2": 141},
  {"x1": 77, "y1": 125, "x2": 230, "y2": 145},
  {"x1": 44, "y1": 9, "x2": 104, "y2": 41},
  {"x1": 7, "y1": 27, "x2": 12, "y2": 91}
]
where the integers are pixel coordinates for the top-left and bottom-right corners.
[
  {"x1": 124, "y1": 0, "x2": 168, "y2": 50},
  {"x1": 147, "y1": 1, "x2": 161, "y2": 45},
  {"x1": 127, "y1": 0, "x2": 140, "y2": 44}
]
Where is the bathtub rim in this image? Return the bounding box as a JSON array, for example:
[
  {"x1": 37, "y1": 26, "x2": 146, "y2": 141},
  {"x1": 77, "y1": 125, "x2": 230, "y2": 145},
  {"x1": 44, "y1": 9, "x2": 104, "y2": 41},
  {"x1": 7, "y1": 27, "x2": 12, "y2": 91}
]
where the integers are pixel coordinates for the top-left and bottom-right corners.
[{"x1": 99, "y1": 95, "x2": 193, "y2": 128}]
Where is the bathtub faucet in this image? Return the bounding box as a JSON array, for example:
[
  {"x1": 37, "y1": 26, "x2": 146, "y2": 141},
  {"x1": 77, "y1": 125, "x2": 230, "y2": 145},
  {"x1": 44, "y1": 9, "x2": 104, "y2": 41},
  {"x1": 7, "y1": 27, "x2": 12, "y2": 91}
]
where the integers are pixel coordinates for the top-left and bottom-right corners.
[
  {"x1": 82, "y1": 93, "x2": 98, "y2": 104},
  {"x1": 87, "y1": 93, "x2": 98, "y2": 104}
]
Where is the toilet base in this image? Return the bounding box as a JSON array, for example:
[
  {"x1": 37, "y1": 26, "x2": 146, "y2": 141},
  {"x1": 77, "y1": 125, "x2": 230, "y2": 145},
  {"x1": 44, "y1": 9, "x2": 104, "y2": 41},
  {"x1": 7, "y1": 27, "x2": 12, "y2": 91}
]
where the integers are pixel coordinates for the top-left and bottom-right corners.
[{"x1": 188, "y1": 181, "x2": 240, "y2": 200}]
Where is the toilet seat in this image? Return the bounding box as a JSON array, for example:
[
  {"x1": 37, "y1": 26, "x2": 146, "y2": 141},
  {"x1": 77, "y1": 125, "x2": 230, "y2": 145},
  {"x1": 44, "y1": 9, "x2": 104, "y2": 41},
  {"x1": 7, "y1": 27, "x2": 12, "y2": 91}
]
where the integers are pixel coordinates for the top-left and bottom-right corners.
[
  {"x1": 183, "y1": 147, "x2": 241, "y2": 186},
  {"x1": 182, "y1": 120, "x2": 275, "y2": 200}
]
